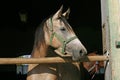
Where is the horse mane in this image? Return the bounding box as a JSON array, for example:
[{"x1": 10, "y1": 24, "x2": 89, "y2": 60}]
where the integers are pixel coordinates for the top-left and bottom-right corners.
[{"x1": 32, "y1": 15, "x2": 53, "y2": 50}]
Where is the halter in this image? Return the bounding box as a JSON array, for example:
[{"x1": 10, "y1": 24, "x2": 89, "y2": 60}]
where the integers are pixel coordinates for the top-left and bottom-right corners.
[
  {"x1": 88, "y1": 61, "x2": 99, "y2": 80},
  {"x1": 49, "y1": 17, "x2": 77, "y2": 55}
]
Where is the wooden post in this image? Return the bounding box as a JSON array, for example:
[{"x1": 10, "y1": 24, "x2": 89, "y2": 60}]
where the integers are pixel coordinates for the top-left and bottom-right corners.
[
  {"x1": 101, "y1": 0, "x2": 120, "y2": 80},
  {"x1": 101, "y1": 0, "x2": 111, "y2": 80}
]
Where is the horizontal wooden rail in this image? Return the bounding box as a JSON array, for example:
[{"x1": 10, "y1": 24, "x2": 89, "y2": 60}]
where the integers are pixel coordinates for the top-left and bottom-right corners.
[{"x1": 0, "y1": 56, "x2": 109, "y2": 65}]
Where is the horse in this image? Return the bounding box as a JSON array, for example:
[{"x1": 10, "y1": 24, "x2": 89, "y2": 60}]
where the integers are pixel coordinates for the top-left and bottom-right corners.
[{"x1": 27, "y1": 5, "x2": 87, "y2": 80}]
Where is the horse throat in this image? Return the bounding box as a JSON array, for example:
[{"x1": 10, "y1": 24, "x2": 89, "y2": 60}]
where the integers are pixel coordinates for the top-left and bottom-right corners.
[
  {"x1": 31, "y1": 42, "x2": 56, "y2": 58},
  {"x1": 31, "y1": 43, "x2": 49, "y2": 58}
]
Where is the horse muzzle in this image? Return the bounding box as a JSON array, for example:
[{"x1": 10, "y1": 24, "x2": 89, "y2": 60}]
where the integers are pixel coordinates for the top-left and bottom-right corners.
[
  {"x1": 72, "y1": 48, "x2": 87, "y2": 61},
  {"x1": 65, "y1": 39, "x2": 87, "y2": 61}
]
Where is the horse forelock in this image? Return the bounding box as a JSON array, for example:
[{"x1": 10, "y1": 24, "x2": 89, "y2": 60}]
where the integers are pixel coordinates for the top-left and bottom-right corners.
[
  {"x1": 60, "y1": 16, "x2": 74, "y2": 33},
  {"x1": 45, "y1": 15, "x2": 74, "y2": 34}
]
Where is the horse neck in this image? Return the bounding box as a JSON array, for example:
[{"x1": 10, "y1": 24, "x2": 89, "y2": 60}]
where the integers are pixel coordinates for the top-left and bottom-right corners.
[{"x1": 31, "y1": 29, "x2": 48, "y2": 57}]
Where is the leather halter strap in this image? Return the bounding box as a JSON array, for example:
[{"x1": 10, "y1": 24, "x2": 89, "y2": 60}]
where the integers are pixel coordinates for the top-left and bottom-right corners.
[{"x1": 49, "y1": 17, "x2": 77, "y2": 54}]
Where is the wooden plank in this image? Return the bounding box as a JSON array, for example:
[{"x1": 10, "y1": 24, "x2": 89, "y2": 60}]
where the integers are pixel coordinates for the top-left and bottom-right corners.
[{"x1": 0, "y1": 56, "x2": 108, "y2": 64}]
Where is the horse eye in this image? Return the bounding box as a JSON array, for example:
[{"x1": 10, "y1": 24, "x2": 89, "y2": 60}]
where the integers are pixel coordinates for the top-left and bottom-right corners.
[{"x1": 60, "y1": 27, "x2": 66, "y2": 31}]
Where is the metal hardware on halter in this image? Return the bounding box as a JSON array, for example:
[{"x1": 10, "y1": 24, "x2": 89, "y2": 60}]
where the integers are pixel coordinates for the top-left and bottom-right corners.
[{"x1": 49, "y1": 17, "x2": 77, "y2": 55}]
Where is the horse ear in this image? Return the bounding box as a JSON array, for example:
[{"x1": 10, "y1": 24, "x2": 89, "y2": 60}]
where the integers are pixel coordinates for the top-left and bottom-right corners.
[
  {"x1": 53, "y1": 5, "x2": 63, "y2": 19},
  {"x1": 62, "y1": 8, "x2": 70, "y2": 19}
]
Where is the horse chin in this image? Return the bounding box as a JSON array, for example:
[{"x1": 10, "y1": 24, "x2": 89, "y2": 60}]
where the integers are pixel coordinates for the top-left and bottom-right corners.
[
  {"x1": 72, "y1": 53, "x2": 86, "y2": 61},
  {"x1": 72, "y1": 56, "x2": 80, "y2": 61}
]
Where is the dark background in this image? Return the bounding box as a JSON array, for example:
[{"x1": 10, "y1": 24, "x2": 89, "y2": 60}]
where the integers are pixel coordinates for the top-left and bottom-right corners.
[{"x1": 0, "y1": 0, "x2": 102, "y2": 79}]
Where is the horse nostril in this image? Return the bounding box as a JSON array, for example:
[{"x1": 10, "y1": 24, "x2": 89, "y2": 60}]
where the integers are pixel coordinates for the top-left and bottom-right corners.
[
  {"x1": 79, "y1": 50, "x2": 83, "y2": 56},
  {"x1": 79, "y1": 50, "x2": 83, "y2": 54},
  {"x1": 79, "y1": 49, "x2": 86, "y2": 57}
]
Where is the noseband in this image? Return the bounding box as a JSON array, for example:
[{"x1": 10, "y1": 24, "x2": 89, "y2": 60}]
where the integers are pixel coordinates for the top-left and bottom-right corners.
[{"x1": 48, "y1": 17, "x2": 77, "y2": 55}]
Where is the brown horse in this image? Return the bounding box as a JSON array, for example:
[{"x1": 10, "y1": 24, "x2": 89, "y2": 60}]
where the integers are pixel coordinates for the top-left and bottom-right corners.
[{"x1": 27, "y1": 6, "x2": 87, "y2": 80}]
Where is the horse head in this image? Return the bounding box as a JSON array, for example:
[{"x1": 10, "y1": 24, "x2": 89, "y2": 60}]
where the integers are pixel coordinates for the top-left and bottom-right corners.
[{"x1": 45, "y1": 6, "x2": 87, "y2": 61}]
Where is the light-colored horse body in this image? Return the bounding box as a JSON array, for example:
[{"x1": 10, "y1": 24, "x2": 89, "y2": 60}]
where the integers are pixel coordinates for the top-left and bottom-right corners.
[{"x1": 27, "y1": 6, "x2": 87, "y2": 80}]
